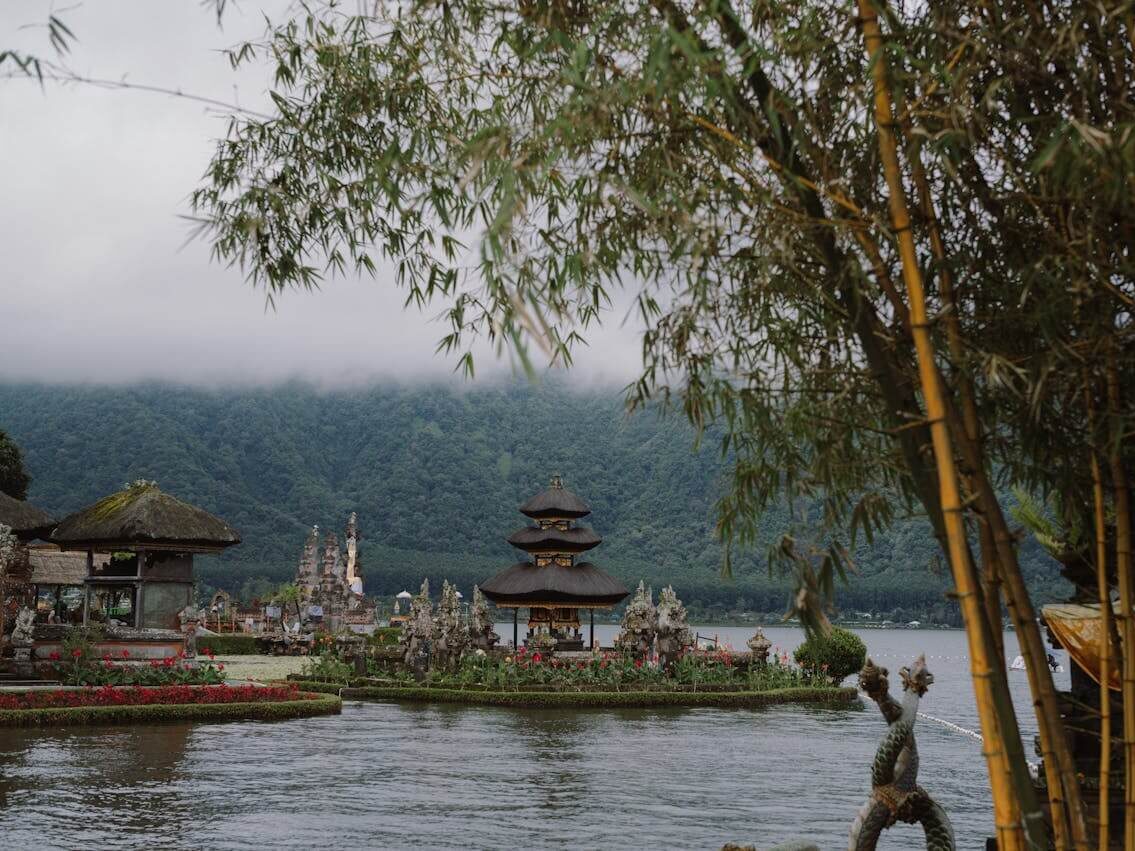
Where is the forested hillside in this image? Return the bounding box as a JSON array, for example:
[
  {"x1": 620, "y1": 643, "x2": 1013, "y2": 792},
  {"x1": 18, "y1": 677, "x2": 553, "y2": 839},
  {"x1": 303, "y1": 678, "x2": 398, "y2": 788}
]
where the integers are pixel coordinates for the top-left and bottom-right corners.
[{"x1": 0, "y1": 381, "x2": 1070, "y2": 622}]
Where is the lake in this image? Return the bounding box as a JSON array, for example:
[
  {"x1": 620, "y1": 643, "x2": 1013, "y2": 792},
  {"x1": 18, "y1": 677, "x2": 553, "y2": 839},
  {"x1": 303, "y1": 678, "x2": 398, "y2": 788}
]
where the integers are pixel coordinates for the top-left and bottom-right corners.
[{"x1": 0, "y1": 627, "x2": 1063, "y2": 849}]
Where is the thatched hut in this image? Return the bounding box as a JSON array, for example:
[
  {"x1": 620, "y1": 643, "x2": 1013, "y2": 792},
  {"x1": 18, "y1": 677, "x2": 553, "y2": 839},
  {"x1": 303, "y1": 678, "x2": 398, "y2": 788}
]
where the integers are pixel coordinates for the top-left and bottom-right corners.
[
  {"x1": 481, "y1": 475, "x2": 628, "y2": 649},
  {"x1": 51, "y1": 481, "x2": 240, "y2": 633},
  {"x1": 0, "y1": 493, "x2": 57, "y2": 641},
  {"x1": 0, "y1": 491, "x2": 56, "y2": 541}
]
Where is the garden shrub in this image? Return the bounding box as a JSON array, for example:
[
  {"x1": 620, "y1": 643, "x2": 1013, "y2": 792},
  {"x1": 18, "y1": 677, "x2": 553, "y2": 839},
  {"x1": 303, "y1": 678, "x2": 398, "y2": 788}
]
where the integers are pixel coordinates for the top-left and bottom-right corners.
[
  {"x1": 337, "y1": 685, "x2": 856, "y2": 709},
  {"x1": 201, "y1": 634, "x2": 261, "y2": 655},
  {"x1": 301, "y1": 652, "x2": 354, "y2": 682},
  {"x1": 793, "y1": 627, "x2": 867, "y2": 683},
  {"x1": 0, "y1": 690, "x2": 341, "y2": 727},
  {"x1": 368, "y1": 627, "x2": 402, "y2": 647},
  {"x1": 49, "y1": 638, "x2": 226, "y2": 687}
]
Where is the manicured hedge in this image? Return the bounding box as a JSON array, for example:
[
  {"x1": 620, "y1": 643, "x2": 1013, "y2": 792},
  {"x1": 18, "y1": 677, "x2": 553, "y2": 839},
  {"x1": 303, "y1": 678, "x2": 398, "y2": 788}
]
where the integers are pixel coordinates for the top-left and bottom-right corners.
[
  {"x1": 334, "y1": 685, "x2": 858, "y2": 709},
  {"x1": 200, "y1": 634, "x2": 262, "y2": 655},
  {"x1": 0, "y1": 692, "x2": 341, "y2": 727},
  {"x1": 285, "y1": 680, "x2": 346, "y2": 695}
]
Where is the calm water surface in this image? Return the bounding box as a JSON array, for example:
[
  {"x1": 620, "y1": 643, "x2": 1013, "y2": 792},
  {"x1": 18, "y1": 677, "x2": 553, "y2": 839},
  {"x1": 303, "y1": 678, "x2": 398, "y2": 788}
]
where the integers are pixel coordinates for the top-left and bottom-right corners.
[{"x1": 0, "y1": 627, "x2": 1063, "y2": 850}]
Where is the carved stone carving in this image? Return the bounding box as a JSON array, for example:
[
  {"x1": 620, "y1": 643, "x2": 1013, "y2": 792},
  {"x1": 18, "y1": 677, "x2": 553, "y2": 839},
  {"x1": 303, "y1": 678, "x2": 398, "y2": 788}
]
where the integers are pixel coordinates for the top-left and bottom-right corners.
[{"x1": 656, "y1": 585, "x2": 692, "y2": 670}]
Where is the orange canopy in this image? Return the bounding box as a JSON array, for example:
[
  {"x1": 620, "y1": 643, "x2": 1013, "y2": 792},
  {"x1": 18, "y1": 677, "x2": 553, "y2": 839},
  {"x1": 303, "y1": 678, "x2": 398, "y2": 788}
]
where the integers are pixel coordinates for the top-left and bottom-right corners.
[{"x1": 1042, "y1": 603, "x2": 1121, "y2": 691}]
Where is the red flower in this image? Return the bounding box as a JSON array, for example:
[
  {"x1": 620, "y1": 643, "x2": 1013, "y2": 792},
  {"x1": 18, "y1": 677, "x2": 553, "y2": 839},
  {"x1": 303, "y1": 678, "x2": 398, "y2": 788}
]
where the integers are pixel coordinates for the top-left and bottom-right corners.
[
  {"x1": 634, "y1": 659, "x2": 643, "y2": 668},
  {"x1": 531, "y1": 652, "x2": 542, "y2": 664},
  {"x1": 48, "y1": 650, "x2": 61, "y2": 662},
  {"x1": 217, "y1": 663, "x2": 225, "y2": 671},
  {"x1": 71, "y1": 648, "x2": 83, "y2": 658},
  {"x1": 121, "y1": 649, "x2": 131, "y2": 658}
]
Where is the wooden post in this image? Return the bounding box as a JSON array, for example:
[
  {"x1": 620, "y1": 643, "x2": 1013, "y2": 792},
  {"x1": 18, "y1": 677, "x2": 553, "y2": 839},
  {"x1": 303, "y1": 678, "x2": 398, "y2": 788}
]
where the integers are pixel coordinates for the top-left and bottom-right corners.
[
  {"x1": 513, "y1": 607, "x2": 518, "y2": 650},
  {"x1": 590, "y1": 608, "x2": 595, "y2": 650},
  {"x1": 134, "y1": 549, "x2": 145, "y2": 629}
]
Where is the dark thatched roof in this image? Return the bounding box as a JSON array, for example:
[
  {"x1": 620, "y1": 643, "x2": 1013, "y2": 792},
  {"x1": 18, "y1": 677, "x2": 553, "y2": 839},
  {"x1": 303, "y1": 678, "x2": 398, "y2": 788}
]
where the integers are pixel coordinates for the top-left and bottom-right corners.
[
  {"x1": 480, "y1": 561, "x2": 628, "y2": 607},
  {"x1": 51, "y1": 483, "x2": 241, "y2": 552},
  {"x1": 506, "y1": 526, "x2": 602, "y2": 553},
  {"x1": 0, "y1": 491, "x2": 56, "y2": 539},
  {"x1": 518, "y1": 475, "x2": 591, "y2": 519}
]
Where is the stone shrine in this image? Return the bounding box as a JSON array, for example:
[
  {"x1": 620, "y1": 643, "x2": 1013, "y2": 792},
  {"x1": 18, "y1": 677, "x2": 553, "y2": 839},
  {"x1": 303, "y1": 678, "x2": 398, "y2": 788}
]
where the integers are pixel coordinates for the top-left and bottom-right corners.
[{"x1": 293, "y1": 512, "x2": 371, "y2": 630}]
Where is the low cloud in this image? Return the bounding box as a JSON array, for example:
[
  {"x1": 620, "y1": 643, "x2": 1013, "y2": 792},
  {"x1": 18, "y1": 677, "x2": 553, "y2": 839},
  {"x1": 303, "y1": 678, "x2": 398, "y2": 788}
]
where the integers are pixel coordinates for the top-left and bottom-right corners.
[{"x1": 0, "y1": 2, "x2": 643, "y2": 388}]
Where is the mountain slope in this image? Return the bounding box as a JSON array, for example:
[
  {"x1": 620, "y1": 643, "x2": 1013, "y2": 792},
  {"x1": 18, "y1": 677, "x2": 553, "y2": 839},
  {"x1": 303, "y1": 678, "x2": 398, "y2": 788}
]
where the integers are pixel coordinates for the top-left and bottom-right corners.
[{"x1": 0, "y1": 381, "x2": 1070, "y2": 621}]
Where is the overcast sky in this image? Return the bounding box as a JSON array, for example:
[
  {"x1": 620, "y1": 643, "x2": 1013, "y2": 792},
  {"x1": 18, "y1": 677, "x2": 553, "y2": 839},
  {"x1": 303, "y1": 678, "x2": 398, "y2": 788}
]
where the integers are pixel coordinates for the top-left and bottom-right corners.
[{"x1": 0, "y1": 2, "x2": 643, "y2": 388}]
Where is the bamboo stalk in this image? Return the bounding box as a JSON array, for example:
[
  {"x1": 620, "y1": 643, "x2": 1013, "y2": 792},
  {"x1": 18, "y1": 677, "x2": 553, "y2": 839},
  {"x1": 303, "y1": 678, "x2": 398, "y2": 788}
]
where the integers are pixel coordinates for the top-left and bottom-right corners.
[
  {"x1": 897, "y1": 102, "x2": 1032, "y2": 831},
  {"x1": 1091, "y1": 433, "x2": 1113, "y2": 851},
  {"x1": 896, "y1": 44, "x2": 1087, "y2": 848},
  {"x1": 1106, "y1": 355, "x2": 1135, "y2": 850},
  {"x1": 856, "y1": 5, "x2": 1031, "y2": 847}
]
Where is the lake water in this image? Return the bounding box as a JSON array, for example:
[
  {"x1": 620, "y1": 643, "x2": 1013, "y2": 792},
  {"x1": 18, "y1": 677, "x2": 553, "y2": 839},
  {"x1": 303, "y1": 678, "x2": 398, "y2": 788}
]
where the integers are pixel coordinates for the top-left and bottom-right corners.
[{"x1": 0, "y1": 627, "x2": 1064, "y2": 850}]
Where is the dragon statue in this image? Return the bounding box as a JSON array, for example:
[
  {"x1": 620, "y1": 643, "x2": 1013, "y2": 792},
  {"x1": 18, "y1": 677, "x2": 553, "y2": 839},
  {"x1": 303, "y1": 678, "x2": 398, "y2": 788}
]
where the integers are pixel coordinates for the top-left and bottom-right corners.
[{"x1": 850, "y1": 655, "x2": 954, "y2": 851}]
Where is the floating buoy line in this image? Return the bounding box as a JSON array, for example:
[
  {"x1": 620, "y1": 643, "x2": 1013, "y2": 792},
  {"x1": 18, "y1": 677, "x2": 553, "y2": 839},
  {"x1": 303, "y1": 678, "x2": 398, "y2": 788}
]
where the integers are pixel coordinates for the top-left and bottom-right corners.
[{"x1": 916, "y1": 711, "x2": 984, "y2": 743}]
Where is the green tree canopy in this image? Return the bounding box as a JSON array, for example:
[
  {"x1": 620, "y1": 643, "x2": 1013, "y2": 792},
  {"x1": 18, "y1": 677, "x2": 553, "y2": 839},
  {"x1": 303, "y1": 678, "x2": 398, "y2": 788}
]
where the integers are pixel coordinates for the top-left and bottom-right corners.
[{"x1": 0, "y1": 430, "x2": 30, "y2": 500}]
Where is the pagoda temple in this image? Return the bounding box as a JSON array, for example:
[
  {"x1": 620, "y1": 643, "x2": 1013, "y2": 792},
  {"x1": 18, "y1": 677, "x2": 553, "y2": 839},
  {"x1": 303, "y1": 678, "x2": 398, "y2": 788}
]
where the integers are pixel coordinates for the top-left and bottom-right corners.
[{"x1": 480, "y1": 475, "x2": 628, "y2": 650}]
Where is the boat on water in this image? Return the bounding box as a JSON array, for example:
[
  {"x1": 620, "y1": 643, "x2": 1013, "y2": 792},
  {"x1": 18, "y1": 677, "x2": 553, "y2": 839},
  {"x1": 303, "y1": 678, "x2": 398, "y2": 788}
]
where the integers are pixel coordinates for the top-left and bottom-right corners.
[{"x1": 1010, "y1": 653, "x2": 1063, "y2": 673}]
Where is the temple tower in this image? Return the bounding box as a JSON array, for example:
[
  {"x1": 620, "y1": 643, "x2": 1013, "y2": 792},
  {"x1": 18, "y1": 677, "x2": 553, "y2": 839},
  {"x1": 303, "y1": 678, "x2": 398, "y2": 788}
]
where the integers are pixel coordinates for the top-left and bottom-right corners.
[{"x1": 481, "y1": 474, "x2": 628, "y2": 649}]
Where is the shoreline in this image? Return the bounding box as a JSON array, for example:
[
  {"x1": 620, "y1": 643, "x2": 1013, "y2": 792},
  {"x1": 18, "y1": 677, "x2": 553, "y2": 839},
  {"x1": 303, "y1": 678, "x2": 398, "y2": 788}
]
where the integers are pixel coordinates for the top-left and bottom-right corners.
[{"x1": 287, "y1": 679, "x2": 859, "y2": 709}]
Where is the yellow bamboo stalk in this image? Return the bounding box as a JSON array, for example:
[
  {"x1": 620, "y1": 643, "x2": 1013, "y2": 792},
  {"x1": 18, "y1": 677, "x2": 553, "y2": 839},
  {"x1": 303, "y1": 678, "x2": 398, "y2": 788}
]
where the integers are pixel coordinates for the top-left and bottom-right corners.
[
  {"x1": 897, "y1": 34, "x2": 1087, "y2": 847},
  {"x1": 1106, "y1": 356, "x2": 1135, "y2": 849},
  {"x1": 856, "y1": 4, "x2": 1025, "y2": 846},
  {"x1": 899, "y1": 109, "x2": 1024, "y2": 823},
  {"x1": 1091, "y1": 437, "x2": 1113, "y2": 850}
]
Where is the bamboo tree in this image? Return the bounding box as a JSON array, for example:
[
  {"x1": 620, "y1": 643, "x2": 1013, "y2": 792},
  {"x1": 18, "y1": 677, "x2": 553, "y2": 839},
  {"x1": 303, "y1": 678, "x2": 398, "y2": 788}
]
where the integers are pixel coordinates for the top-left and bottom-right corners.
[
  {"x1": 890, "y1": 17, "x2": 1089, "y2": 843},
  {"x1": 1089, "y1": 389, "x2": 1113, "y2": 850},
  {"x1": 1106, "y1": 355, "x2": 1135, "y2": 848},
  {"x1": 856, "y1": 3, "x2": 1037, "y2": 846}
]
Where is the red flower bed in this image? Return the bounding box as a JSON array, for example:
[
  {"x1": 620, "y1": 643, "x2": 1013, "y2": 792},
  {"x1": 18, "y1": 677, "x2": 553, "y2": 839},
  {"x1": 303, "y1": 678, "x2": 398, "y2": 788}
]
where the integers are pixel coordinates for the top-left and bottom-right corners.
[{"x1": 0, "y1": 684, "x2": 310, "y2": 711}]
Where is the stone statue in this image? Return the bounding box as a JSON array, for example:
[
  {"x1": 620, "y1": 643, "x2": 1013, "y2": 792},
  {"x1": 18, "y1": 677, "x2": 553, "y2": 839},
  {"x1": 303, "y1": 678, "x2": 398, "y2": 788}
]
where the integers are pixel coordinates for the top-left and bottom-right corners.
[
  {"x1": 399, "y1": 579, "x2": 433, "y2": 675},
  {"x1": 616, "y1": 581, "x2": 657, "y2": 659},
  {"x1": 747, "y1": 627, "x2": 772, "y2": 665},
  {"x1": 850, "y1": 656, "x2": 954, "y2": 851},
  {"x1": 655, "y1": 585, "x2": 692, "y2": 671},
  {"x1": 432, "y1": 580, "x2": 468, "y2": 673},
  {"x1": 11, "y1": 605, "x2": 35, "y2": 645},
  {"x1": 178, "y1": 604, "x2": 200, "y2": 658},
  {"x1": 468, "y1": 586, "x2": 499, "y2": 651}
]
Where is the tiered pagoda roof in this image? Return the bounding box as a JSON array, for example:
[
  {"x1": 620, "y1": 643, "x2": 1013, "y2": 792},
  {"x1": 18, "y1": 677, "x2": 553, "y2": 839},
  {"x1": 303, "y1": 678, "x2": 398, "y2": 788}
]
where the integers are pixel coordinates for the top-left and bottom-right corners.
[
  {"x1": 481, "y1": 475, "x2": 628, "y2": 609},
  {"x1": 505, "y1": 525, "x2": 601, "y2": 553},
  {"x1": 518, "y1": 475, "x2": 591, "y2": 519}
]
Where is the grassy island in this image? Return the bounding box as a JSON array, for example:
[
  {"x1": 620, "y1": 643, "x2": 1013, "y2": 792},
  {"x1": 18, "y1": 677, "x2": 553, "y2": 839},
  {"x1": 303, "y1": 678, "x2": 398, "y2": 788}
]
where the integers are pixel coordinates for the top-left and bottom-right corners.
[
  {"x1": 0, "y1": 684, "x2": 341, "y2": 727},
  {"x1": 287, "y1": 644, "x2": 861, "y2": 709}
]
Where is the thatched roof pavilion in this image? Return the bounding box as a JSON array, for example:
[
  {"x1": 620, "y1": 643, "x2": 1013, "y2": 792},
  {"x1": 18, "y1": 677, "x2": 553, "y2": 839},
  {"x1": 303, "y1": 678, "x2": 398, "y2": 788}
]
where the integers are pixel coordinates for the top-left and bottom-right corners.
[
  {"x1": 53, "y1": 482, "x2": 240, "y2": 553},
  {"x1": 482, "y1": 475, "x2": 628, "y2": 649},
  {"x1": 50, "y1": 482, "x2": 240, "y2": 632},
  {"x1": 0, "y1": 491, "x2": 56, "y2": 541}
]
